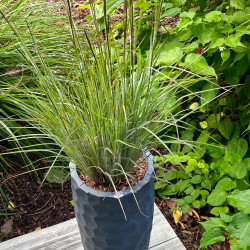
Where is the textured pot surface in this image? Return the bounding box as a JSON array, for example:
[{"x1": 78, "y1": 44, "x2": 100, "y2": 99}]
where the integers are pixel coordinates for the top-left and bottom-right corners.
[{"x1": 70, "y1": 153, "x2": 154, "y2": 250}]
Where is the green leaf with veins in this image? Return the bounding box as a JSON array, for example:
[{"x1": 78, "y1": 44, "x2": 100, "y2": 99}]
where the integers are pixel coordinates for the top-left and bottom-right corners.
[
  {"x1": 200, "y1": 228, "x2": 225, "y2": 249},
  {"x1": 201, "y1": 217, "x2": 228, "y2": 231},
  {"x1": 227, "y1": 190, "x2": 250, "y2": 214},
  {"x1": 215, "y1": 178, "x2": 236, "y2": 191},
  {"x1": 218, "y1": 121, "x2": 234, "y2": 139},
  {"x1": 207, "y1": 189, "x2": 227, "y2": 206},
  {"x1": 230, "y1": 0, "x2": 246, "y2": 10},
  {"x1": 210, "y1": 207, "x2": 229, "y2": 216},
  {"x1": 181, "y1": 53, "x2": 216, "y2": 76},
  {"x1": 228, "y1": 213, "x2": 250, "y2": 249},
  {"x1": 229, "y1": 161, "x2": 247, "y2": 179}
]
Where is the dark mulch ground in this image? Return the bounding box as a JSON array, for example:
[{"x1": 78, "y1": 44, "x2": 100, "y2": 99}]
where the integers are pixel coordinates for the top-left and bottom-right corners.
[{"x1": 0, "y1": 172, "x2": 74, "y2": 243}]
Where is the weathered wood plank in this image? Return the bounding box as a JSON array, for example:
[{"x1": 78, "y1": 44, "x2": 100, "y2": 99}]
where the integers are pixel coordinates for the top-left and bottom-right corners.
[{"x1": 0, "y1": 204, "x2": 185, "y2": 250}]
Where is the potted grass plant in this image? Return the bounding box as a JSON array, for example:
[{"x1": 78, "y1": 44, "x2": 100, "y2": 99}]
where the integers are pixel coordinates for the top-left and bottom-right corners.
[{"x1": 0, "y1": 0, "x2": 203, "y2": 248}]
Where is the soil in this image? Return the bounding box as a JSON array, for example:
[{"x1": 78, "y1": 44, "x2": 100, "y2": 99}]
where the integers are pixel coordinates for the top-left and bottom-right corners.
[
  {"x1": 0, "y1": 169, "x2": 74, "y2": 243},
  {"x1": 80, "y1": 158, "x2": 147, "y2": 192}
]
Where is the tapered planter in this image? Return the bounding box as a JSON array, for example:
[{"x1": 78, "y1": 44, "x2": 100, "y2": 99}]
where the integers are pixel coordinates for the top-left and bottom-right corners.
[{"x1": 70, "y1": 153, "x2": 154, "y2": 250}]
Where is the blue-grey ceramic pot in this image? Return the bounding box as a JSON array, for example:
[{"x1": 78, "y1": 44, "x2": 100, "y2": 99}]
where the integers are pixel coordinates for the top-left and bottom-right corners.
[{"x1": 70, "y1": 153, "x2": 154, "y2": 250}]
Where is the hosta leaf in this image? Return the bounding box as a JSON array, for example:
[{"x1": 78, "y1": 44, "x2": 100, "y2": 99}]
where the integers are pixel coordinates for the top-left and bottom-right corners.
[
  {"x1": 218, "y1": 121, "x2": 234, "y2": 139},
  {"x1": 182, "y1": 53, "x2": 216, "y2": 76},
  {"x1": 200, "y1": 228, "x2": 225, "y2": 249},
  {"x1": 227, "y1": 190, "x2": 250, "y2": 214},
  {"x1": 215, "y1": 178, "x2": 236, "y2": 191},
  {"x1": 228, "y1": 213, "x2": 250, "y2": 248},
  {"x1": 207, "y1": 189, "x2": 227, "y2": 206}
]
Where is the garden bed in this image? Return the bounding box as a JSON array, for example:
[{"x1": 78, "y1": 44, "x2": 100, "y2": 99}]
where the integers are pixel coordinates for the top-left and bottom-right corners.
[{"x1": 1, "y1": 169, "x2": 204, "y2": 250}]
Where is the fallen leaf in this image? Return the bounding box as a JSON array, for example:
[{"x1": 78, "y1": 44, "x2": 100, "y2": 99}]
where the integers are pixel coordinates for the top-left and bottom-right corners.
[
  {"x1": 173, "y1": 210, "x2": 182, "y2": 225},
  {"x1": 35, "y1": 227, "x2": 41, "y2": 231},
  {"x1": 179, "y1": 221, "x2": 186, "y2": 230},
  {"x1": 190, "y1": 208, "x2": 200, "y2": 221},
  {"x1": 8, "y1": 201, "x2": 15, "y2": 210},
  {"x1": 166, "y1": 199, "x2": 177, "y2": 209},
  {"x1": 201, "y1": 216, "x2": 209, "y2": 221},
  {"x1": 1, "y1": 220, "x2": 12, "y2": 234}
]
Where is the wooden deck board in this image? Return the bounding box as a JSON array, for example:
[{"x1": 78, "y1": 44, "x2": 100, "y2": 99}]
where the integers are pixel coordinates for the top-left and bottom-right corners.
[{"x1": 0, "y1": 204, "x2": 186, "y2": 250}]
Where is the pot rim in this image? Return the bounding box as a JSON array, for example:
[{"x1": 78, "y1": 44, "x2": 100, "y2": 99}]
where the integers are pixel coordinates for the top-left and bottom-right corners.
[{"x1": 70, "y1": 151, "x2": 154, "y2": 198}]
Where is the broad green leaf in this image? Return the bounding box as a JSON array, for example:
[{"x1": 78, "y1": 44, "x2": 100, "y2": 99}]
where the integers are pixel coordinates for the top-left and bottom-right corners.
[
  {"x1": 218, "y1": 121, "x2": 234, "y2": 139},
  {"x1": 106, "y1": 0, "x2": 124, "y2": 15},
  {"x1": 244, "y1": 158, "x2": 250, "y2": 171},
  {"x1": 176, "y1": 199, "x2": 185, "y2": 207},
  {"x1": 200, "y1": 228, "x2": 225, "y2": 249},
  {"x1": 225, "y1": 35, "x2": 245, "y2": 48},
  {"x1": 162, "y1": 7, "x2": 181, "y2": 17},
  {"x1": 206, "y1": 114, "x2": 221, "y2": 129},
  {"x1": 210, "y1": 207, "x2": 229, "y2": 216},
  {"x1": 191, "y1": 189, "x2": 200, "y2": 199},
  {"x1": 201, "y1": 179, "x2": 212, "y2": 190},
  {"x1": 184, "y1": 186, "x2": 194, "y2": 195},
  {"x1": 183, "y1": 195, "x2": 194, "y2": 204},
  {"x1": 224, "y1": 150, "x2": 242, "y2": 164},
  {"x1": 156, "y1": 47, "x2": 183, "y2": 66},
  {"x1": 182, "y1": 53, "x2": 216, "y2": 76},
  {"x1": 220, "y1": 212, "x2": 234, "y2": 223},
  {"x1": 200, "y1": 190, "x2": 209, "y2": 199},
  {"x1": 228, "y1": 139, "x2": 248, "y2": 158},
  {"x1": 229, "y1": 161, "x2": 248, "y2": 179},
  {"x1": 207, "y1": 189, "x2": 227, "y2": 206},
  {"x1": 215, "y1": 178, "x2": 236, "y2": 191},
  {"x1": 191, "y1": 175, "x2": 203, "y2": 184},
  {"x1": 206, "y1": 143, "x2": 224, "y2": 159},
  {"x1": 227, "y1": 190, "x2": 250, "y2": 214},
  {"x1": 204, "y1": 11, "x2": 222, "y2": 22},
  {"x1": 180, "y1": 10, "x2": 196, "y2": 19},
  {"x1": 161, "y1": 185, "x2": 176, "y2": 195},
  {"x1": 155, "y1": 181, "x2": 167, "y2": 190},
  {"x1": 69, "y1": 200, "x2": 74, "y2": 206},
  {"x1": 199, "y1": 121, "x2": 208, "y2": 129},
  {"x1": 228, "y1": 213, "x2": 250, "y2": 248},
  {"x1": 179, "y1": 180, "x2": 192, "y2": 193},
  {"x1": 230, "y1": 0, "x2": 246, "y2": 10},
  {"x1": 176, "y1": 18, "x2": 193, "y2": 31},
  {"x1": 195, "y1": 130, "x2": 210, "y2": 159},
  {"x1": 163, "y1": 170, "x2": 177, "y2": 181},
  {"x1": 221, "y1": 50, "x2": 231, "y2": 63},
  {"x1": 201, "y1": 217, "x2": 228, "y2": 231},
  {"x1": 201, "y1": 82, "x2": 219, "y2": 108},
  {"x1": 192, "y1": 200, "x2": 202, "y2": 209}
]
